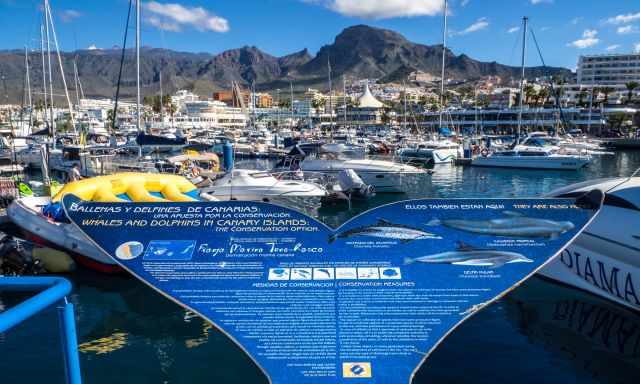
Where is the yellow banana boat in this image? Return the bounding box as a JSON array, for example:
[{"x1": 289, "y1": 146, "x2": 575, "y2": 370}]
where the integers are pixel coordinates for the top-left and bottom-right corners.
[
  {"x1": 51, "y1": 173, "x2": 200, "y2": 203},
  {"x1": 7, "y1": 173, "x2": 200, "y2": 274}
]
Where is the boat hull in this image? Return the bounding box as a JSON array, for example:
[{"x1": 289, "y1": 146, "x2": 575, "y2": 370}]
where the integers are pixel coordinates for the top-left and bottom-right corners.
[
  {"x1": 539, "y1": 187, "x2": 640, "y2": 312},
  {"x1": 399, "y1": 147, "x2": 459, "y2": 164},
  {"x1": 300, "y1": 159, "x2": 426, "y2": 193},
  {"x1": 539, "y1": 241, "x2": 640, "y2": 312},
  {"x1": 299, "y1": 168, "x2": 420, "y2": 193},
  {"x1": 472, "y1": 156, "x2": 590, "y2": 170},
  {"x1": 7, "y1": 197, "x2": 121, "y2": 274}
]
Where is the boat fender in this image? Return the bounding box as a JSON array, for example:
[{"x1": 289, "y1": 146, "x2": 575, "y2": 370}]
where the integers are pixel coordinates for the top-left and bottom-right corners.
[{"x1": 32, "y1": 247, "x2": 76, "y2": 273}]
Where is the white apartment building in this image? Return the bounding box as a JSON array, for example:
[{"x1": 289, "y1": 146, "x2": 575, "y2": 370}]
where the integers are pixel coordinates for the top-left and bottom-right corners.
[
  {"x1": 174, "y1": 100, "x2": 247, "y2": 129},
  {"x1": 577, "y1": 53, "x2": 640, "y2": 86}
]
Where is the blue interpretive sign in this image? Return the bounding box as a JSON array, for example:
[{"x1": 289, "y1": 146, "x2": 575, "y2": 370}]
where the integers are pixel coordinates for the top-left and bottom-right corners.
[{"x1": 63, "y1": 194, "x2": 601, "y2": 384}]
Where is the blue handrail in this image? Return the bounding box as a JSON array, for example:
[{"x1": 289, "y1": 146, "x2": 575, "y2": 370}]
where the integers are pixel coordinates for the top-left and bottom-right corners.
[{"x1": 0, "y1": 276, "x2": 82, "y2": 384}]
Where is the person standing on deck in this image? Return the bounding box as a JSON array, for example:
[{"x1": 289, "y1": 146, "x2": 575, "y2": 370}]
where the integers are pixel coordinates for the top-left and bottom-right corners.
[{"x1": 68, "y1": 164, "x2": 82, "y2": 182}]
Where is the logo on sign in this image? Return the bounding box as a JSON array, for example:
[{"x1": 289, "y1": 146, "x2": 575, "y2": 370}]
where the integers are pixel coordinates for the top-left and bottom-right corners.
[{"x1": 342, "y1": 362, "x2": 372, "y2": 378}]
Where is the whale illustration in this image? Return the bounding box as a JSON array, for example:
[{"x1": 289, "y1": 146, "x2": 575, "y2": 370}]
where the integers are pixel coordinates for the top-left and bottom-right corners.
[
  {"x1": 427, "y1": 211, "x2": 574, "y2": 239},
  {"x1": 404, "y1": 242, "x2": 533, "y2": 269},
  {"x1": 329, "y1": 218, "x2": 441, "y2": 243}
]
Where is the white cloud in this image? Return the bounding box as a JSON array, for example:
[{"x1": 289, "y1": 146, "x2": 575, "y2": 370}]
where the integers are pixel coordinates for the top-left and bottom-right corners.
[
  {"x1": 568, "y1": 29, "x2": 600, "y2": 49},
  {"x1": 531, "y1": 0, "x2": 553, "y2": 4},
  {"x1": 605, "y1": 12, "x2": 640, "y2": 25},
  {"x1": 635, "y1": 43, "x2": 640, "y2": 53},
  {"x1": 305, "y1": 0, "x2": 444, "y2": 19},
  {"x1": 617, "y1": 25, "x2": 639, "y2": 35},
  {"x1": 571, "y1": 17, "x2": 583, "y2": 25},
  {"x1": 606, "y1": 44, "x2": 620, "y2": 51},
  {"x1": 143, "y1": 2, "x2": 229, "y2": 32},
  {"x1": 452, "y1": 17, "x2": 489, "y2": 36},
  {"x1": 59, "y1": 9, "x2": 81, "y2": 23},
  {"x1": 460, "y1": 0, "x2": 470, "y2": 6},
  {"x1": 146, "y1": 16, "x2": 181, "y2": 32},
  {"x1": 540, "y1": 26, "x2": 551, "y2": 31},
  {"x1": 87, "y1": 44, "x2": 99, "y2": 50},
  {"x1": 507, "y1": 26, "x2": 519, "y2": 34}
]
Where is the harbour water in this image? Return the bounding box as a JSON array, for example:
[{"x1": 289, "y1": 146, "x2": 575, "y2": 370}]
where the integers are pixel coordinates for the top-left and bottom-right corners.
[{"x1": 2, "y1": 152, "x2": 640, "y2": 384}]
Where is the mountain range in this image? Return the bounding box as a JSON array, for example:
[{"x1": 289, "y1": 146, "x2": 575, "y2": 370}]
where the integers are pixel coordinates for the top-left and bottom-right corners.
[{"x1": 0, "y1": 25, "x2": 572, "y2": 104}]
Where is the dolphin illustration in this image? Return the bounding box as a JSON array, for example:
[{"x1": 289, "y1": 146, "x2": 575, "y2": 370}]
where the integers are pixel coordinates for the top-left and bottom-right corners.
[
  {"x1": 329, "y1": 218, "x2": 441, "y2": 243},
  {"x1": 181, "y1": 243, "x2": 195, "y2": 255},
  {"x1": 427, "y1": 211, "x2": 574, "y2": 239},
  {"x1": 403, "y1": 242, "x2": 533, "y2": 269}
]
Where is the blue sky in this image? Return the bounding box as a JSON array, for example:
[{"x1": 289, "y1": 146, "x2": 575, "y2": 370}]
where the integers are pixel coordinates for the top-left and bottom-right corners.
[{"x1": 1, "y1": 0, "x2": 639, "y2": 70}]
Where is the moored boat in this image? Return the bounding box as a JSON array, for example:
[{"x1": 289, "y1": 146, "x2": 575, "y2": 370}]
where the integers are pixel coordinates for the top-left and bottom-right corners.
[
  {"x1": 7, "y1": 173, "x2": 200, "y2": 273},
  {"x1": 539, "y1": 176, "x2": 640, "y2": 311},
  {"x1": 471, "y1": 148, "x2": 591, "y2": 170},
  {"x1": 199, "y1": 169, "x2": 328, "y2": 202}
]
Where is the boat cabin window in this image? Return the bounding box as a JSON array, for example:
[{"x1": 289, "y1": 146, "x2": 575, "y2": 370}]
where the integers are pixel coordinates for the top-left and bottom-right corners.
[
  {"x1": 63, "y1": 147, "x2": 82, "y2": 161},
  {"x1": 518, "y1": 151, "x2": 545, "y2": 157},
  {"x1": 249, "y1": 172, "x2": 272, "y2": 179}
]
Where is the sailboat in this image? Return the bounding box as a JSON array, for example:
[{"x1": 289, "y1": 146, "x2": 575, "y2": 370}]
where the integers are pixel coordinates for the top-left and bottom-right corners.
[
  {"x1": 471, "y1": 17, "x2": 591, "y2": 171},
  {"x1": 397, "y1": 0, "x2": 461, "y2": 165}
]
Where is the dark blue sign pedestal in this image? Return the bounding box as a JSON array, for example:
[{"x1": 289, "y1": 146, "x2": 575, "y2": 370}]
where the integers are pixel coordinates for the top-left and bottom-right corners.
[{"x1": 64, "y1": 195, "x2": 600, "y2": 384}]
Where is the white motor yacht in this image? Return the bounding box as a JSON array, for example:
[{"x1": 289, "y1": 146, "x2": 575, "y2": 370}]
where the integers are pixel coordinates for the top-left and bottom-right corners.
[
  {"x1": 471, "y1": 147, "x2": 591, "y2": 170},
  {"x1": 398, "y1": 140, "x2": 461, "y2": 164},
  {"x1": 539, "y1": 177, "x2": 640, "y2": 312},
  {"x1": 296, "y1": 153, "x2": 427, "y2": 193},
  {"x1": 200, "y1": 169, "x2": 328, "y2": 201},
  {"x1": 518, "y1": 134, "x2": 611, "y2": 156}
]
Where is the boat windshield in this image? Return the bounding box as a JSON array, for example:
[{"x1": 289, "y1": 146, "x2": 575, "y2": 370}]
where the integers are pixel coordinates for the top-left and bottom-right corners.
[{"x1": 524, "y1": 137, "x2": 559, "y2": 147}]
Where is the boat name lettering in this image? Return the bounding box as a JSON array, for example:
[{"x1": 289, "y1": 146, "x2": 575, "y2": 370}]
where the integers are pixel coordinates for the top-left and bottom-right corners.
[{"x1": 560, "y1": 249, "x2": 640, "y2": 306}]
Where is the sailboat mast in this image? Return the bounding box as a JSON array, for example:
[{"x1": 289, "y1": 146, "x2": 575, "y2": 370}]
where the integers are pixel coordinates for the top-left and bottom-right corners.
[
  {"x1": 24, "y1": 46, "x2": 33, "y2": 134},
  {"x1": 587, "y1": 65, "x2": 595, "y2": 134},
  {"x1": 136, "y1": 0, "x2": 141, "y2": 133},
  {"x1": 44, "y1": 0, "x2": 55, "y2": 148},
  {"x1": 438, "y1": 0, "x2": 448, "y2": 131},
  {"x1": 403, "y1": 81, "x2": 407, "y2": 132},
  {"x1": 40, "y1": 23, "x2": 47, "y2": 126},
  {"x1": 159, "y1": 70, "x2": 164, "y2": 123},
  {"x1": 25, "y1": 47, "x2": 32, "y2": 112},
  {"x1": 343, "y1": 77, "x2": 347, "y2": 128},
  {"x1": 517, "y1": 16, "x2": 528, "y2": 143},
  {"x1": 73, "y1": 59, "x2": 80, "y2": 107},
  {"x1": 290, "y1": 81, "x2": 294, "y2": 126},
  {"x1": 45, "y1": 1, "x2": 76, "y2": 135},
  {"x1": 328, "y1": 56, "x2": 333, "y2": 134}
]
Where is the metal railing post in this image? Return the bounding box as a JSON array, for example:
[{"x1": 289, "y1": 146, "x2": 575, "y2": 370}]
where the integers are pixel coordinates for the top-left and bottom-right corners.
[{"x1": 58, "y1": 299, "x2": 82, "y2": 384}]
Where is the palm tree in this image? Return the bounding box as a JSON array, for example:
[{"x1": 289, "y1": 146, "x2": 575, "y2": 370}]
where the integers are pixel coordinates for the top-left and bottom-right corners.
[
  {"x1": 577, "y1": 89, "x2": 588, "y2": 107},
  {"x1": 538, "y1": 87, "x2": 550, "y2": 107},
  {"x1": 601, "y1": 87, "x2": 615, "y2": 106},
  {"x1": 625, "y1": 81, "x2": 639, "y2": 104},
  {"x1": 524, "y1": 84, "x2": 536, "y2": 106}
]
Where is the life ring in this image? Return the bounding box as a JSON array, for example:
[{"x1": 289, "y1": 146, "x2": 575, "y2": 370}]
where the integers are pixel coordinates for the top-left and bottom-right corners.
[{"x1": 481, "y1": 148, "x2": 489, "y2": 157}]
